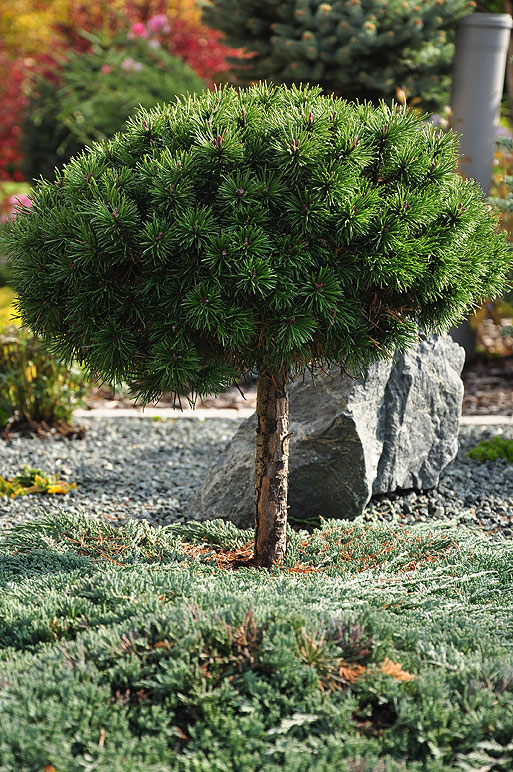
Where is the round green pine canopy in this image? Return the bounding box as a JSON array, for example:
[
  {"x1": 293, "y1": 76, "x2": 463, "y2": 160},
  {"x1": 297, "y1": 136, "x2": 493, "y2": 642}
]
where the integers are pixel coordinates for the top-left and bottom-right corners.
[{"x1": 4, "y1": 84, "x2": 511, "y2": 403}]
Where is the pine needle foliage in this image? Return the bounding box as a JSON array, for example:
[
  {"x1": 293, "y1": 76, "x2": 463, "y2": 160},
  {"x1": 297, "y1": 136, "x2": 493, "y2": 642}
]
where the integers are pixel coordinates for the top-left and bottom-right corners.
[
  {"x1": 202, "y1": 0, "x2": 474, "y2": 111},
  {"x1": 0, "y1": 515, "x2": 513, "y2": 771},
  {"x1": 2, "y1": 84, "x2": 510, "y2": 404}
]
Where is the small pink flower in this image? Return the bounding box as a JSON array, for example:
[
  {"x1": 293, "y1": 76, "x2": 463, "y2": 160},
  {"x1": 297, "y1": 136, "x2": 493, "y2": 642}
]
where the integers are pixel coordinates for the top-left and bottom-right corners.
[
  {"x1": 101, "y1": 64, "x2": 112, "y2": 74},
  {"x1": 6, "y1": 194, "x2": 32, "y2": 219},
  {"x1": 147, "y1": 14, "x2": 171, "y2": 35},
  {"x1": 148, "y1": 38, "x2": 161, "y2": 49},
  {"x1": 10, "y1": 194, "x2": 31, "y2": 208},
  {"x1": 121, "y1": 58, "x2": 144, "y2": 73},
  {"x1": 128, "y1": 21, "x2": 148, "y2": 39}
]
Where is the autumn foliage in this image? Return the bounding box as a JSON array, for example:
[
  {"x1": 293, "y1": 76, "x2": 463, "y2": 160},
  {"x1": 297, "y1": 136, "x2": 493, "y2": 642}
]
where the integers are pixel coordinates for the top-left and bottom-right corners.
[
  {"x1": 0, "y1": 0, "x2": 238, "y2": 181},
  {"x1": 0, "y1": 50, "x2": 26, "y2": 182}
]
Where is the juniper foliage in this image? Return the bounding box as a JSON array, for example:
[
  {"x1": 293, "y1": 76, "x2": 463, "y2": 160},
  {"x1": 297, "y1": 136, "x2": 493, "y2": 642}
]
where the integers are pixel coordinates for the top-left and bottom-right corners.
[
  {"x1": 3, "y1": 84, "x2": 510, "y2": 404},
  {"x1": 202, "y1": 0, "x2": 473, "y2": 110},
  {"x1": 0, "y1": 515, "x2": 513, "y2": 771}
]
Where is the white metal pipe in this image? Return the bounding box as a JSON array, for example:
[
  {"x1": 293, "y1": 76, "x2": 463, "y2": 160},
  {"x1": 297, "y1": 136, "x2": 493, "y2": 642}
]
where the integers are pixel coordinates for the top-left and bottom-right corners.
[{"x1": 450, "y1": 12, "x2": 512, "y2": 195}]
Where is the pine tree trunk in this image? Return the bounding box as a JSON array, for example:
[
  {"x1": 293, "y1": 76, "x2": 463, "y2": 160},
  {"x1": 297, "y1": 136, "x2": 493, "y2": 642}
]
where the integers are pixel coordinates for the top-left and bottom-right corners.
[{"x1": 254, "y1": 370, "x2": 290, "y2": 568}]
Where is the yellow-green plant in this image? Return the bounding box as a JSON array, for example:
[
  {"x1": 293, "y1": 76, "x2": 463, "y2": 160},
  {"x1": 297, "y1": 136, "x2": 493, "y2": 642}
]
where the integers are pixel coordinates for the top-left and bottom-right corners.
[
  {"x1": 0, "y1": 287, "x2": 16, "y2": 329},
  {"x1": 0, "y1": 466, "x2": 77, "y2": 499},
  {"x1": 0, "y1": 325, "x2": 89, "y2": 429}
]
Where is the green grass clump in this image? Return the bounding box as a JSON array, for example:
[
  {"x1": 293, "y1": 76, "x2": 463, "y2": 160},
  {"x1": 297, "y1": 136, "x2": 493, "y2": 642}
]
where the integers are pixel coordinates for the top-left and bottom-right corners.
[
  {"x1": 0, "y1": 514, "x2": 512, "y2": 772},
  {"x1": 467, "y1": 435, "x2": 513, "y2": 463}
]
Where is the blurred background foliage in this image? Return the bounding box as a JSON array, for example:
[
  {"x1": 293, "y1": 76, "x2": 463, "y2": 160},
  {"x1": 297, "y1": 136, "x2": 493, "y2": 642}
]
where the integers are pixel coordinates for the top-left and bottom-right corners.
[
  {"x1": 0, "y1": 1, "x2": 201, "y2": 59},
  {"x1": 0, "y1": 0, "x2": 238, "y2": 182},
  {"x1": 0, "y1": 324, "x2": 90, "y2": 432},
  {"x1": 202, "y1": 0, "x2": 474, "y2": 112},
  {"x1": 21, "y1": 33, "x2": 204, "y2": 180}
]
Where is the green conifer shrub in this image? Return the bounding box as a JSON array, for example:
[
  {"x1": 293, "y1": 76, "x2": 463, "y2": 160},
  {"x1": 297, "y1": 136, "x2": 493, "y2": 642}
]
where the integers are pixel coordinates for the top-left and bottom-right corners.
[
  {"x1": 2, "y1": 84, "x2": 511, "y2": 565},
  {"x1": 202, "y1": 0, "x2": 474, "y2": 110}
]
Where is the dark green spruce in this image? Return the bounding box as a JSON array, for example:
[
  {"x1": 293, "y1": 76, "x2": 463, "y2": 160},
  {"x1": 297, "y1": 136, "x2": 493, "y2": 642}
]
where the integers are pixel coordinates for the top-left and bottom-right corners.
[{"x1": 3, "y1": 84, "x2": 511, "y2": 565}]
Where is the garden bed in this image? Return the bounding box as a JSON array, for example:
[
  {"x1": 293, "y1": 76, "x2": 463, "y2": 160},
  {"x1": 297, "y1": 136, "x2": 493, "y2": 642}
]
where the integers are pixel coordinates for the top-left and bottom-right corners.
[
  {"x1": 0, "y1": 514, "x2": 512, "y2": 771},
  {"x1": 462, "y1": 356, "x2": 513, "y2": 416},
  {"x1": 1, "y1": 418, "x2": 512, "y2": 536}
]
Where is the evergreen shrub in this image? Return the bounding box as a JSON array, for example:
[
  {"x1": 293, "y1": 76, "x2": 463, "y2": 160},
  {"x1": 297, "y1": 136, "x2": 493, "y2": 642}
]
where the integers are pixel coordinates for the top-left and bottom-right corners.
[
  {"x1": 21, "y1": 34, "x2": 204, "y2": 180},
  {"x1": 2, "y1": 84, "x2": 510, "y2": 564},
  {"x1": 203, "y1": 0, "x2": 474, "y2": 110},
  {"x1": 6, "y1": 85, "x2": 510, "y2": 395}
]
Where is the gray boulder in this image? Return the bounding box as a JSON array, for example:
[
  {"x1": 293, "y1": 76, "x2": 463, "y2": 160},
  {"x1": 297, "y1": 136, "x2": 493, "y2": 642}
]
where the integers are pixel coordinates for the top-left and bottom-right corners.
[{"x1": 190, "y1": 335, "x2": 465, "y2": 527}]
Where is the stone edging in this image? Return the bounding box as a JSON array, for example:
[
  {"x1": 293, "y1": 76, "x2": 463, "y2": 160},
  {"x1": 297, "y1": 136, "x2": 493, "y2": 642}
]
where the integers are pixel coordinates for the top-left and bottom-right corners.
[
  {"x1": 73, "y1": 408, "x2": 513, "y2": 424},
  {"x1": 74, "y1": 407, "x2": 255, "y2": 419}
]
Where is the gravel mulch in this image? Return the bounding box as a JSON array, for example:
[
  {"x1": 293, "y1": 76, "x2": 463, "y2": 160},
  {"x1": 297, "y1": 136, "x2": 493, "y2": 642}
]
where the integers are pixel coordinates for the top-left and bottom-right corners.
[{"x1": 1, "y1": 418, "x2": 512, "y2": 538}]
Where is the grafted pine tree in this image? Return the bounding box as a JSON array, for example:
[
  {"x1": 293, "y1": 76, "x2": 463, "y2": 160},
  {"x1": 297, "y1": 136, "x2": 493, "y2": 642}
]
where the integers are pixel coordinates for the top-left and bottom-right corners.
[{"x1": 3, "y1": 84, "x2": 510, "y2": 566}]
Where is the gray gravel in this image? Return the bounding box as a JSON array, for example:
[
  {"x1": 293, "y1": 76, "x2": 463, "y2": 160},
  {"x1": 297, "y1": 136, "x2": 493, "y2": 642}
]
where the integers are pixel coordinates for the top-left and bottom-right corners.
[
  {"x1": 0, "y1": 417, "x2": 512, "y2": 536},
  {"x1": 366, "y1": 424, "x2": 513, "y2": 536}
]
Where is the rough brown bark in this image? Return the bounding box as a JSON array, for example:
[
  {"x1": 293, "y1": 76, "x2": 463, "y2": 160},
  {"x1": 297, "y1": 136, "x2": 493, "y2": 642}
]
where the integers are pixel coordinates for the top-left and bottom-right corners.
[{"x1": 254, "y1": 370, "x2": 290, "y2": 568}]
